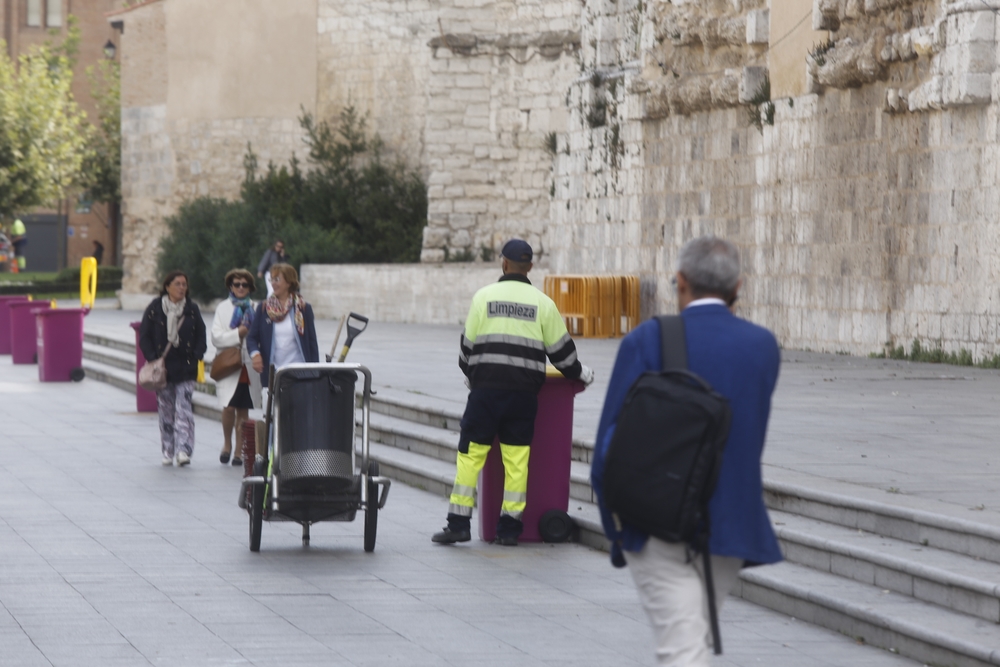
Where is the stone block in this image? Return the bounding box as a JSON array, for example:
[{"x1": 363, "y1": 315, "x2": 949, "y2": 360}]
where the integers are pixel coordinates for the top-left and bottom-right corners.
[
  {"x1": 451, "y1": 229, "x2": 472, "y2": 247},
  {"x1": 739, "y1": 66, "x2": 769, "y2": 104},
  {"x1": 956, "y1": 9, "x2": 996, "y2": 44},
  {"x1": 813, "y1": 0, "x2": 840, "y2": 31},
  {"x1": 450, "y1": 213, "x2": 476, "y2": 229},
  {"x1": 420, "y1": 248, "x2": 446, "y2": 262},
  {"x1": 422, "y1": 226, "x2": 449, "y2": 247},
  {"x1": 746, "y1": 9, "x2": 769, "y2": 45},
  {"x1": 944, "y1": 73, "x2": 992, "y2": 106},
  {"x1": 960, "y1": 41, "x2": 995, "y2": 74}
]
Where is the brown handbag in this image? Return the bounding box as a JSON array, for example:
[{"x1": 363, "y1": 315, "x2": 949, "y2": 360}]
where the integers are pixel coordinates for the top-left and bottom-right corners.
[{"x1": 210, "y1": 346, "x2": 243, "y2": 381}]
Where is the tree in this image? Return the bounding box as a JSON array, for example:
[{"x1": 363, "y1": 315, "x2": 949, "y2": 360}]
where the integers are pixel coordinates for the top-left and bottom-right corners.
[
  {"x1": 157, "y1": 107, "x2": 427, "y2": 301},
  {"x1": 0, "y1": 38, "x2": 90, "y2": 220},
  {"x1": 80, "y1": 58, "x2": 120, "y2": 205}
]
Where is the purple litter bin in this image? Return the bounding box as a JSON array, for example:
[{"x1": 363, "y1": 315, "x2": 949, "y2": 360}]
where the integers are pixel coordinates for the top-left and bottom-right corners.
[
  {"x1": 9, "y1": 300, "x2": 51, "y2": 364},
  {"x1": 0, "y1": 295, "x2": 29, "y2": 354},
  {"x1": 37, "y1": 308, "x2": 87, "y2": 382},
  {"x1": 478, "y1": 371, "x2": 586, "y2": 543},
  {"x1": 130, "y1": 321, "x2": 158, "y2": 412}
]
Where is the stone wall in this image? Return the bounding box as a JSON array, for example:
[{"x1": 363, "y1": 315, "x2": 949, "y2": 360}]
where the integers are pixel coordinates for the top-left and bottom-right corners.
[
  {"x1": 421, "y1": 27, "x2": 580, "y2": 262},
  {"x1": 316, "y1": 0, "x2": 582, "y2": 264},
  {"x1": 301, "y1": 263, "x2": 548, "y2": 325},
  {"x1": 115, "y1": 0, "x2": 316, "y2": 295},
  {"x1": 547, "y1": 0, "x2": 1000, "y2": 358}
]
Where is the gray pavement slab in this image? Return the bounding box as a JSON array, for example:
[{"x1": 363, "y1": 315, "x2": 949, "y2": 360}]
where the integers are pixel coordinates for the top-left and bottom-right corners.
[{"x1": 0, "y1": 355, "x2": 922, "y2": 666}]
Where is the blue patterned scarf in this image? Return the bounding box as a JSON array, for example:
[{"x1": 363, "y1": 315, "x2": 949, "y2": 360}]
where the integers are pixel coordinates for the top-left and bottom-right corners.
[{"x1": 228, "y1": 293, "x2": 254, "y2": 329}]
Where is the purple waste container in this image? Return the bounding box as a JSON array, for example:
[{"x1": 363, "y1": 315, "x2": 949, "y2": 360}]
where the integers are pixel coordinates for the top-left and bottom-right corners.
[
  {"x1": 478, "y1": 370, "x2": 586, "y2": 543},
  {"x1": 37, "y1": 308, "x2": 87, "y2": 382},
  {"x1": 130, "y1": 321, "x2": 158, "y2": 413},
  {"x1": 0, "y1": 295, "x2": 29, "y2": 354},
  {"x1": 10, "y1": 300, "x2": 51, "y2": 364}
]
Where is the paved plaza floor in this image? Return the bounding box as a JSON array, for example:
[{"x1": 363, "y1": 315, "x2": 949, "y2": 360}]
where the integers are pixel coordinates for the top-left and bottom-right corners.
[{"x1": 0, "y1": 310, "x2": 934, "y2": 666}]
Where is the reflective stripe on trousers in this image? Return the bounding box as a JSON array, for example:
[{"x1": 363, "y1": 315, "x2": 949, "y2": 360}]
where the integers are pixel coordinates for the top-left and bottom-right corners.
[{"x1": 447, "y1": 441, "x2": 530, "y2": 520}]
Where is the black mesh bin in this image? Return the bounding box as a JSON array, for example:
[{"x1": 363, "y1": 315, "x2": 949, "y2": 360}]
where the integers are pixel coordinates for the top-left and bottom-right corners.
[{"x1": 276, "y1": 369, "x2": 357, "y2": 496}]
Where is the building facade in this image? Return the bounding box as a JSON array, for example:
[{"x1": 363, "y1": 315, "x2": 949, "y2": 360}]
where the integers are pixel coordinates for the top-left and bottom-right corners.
[
  {"x1": 3, "y1": 0, "x2": 121, "y2": 270},
  {"x1": 116, "y1": 0, "x2": 1000, "y2": 358}
]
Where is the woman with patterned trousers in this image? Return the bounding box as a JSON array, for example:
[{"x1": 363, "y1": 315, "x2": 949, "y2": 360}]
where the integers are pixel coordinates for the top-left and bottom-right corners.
[
  {"x1": 139, "y1": 271, "x2": 207, "y2": 466},
  {"x1": 211, "y1": 269, "x2": 262, "y2": 466}
]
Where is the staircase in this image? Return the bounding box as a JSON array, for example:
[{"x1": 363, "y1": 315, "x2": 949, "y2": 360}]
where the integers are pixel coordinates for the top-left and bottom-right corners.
[{"x1": 82, "y1": 332, "x2": 1000, "y2": 666}]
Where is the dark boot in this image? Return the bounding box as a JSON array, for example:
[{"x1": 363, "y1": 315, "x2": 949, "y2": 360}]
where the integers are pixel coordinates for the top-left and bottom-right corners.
[
  {"x1": 493, "y1": 514, "x2": 522, "y2": 546},
  {"x1": 432, "y1": 514, "x2": 471, "y2": 544}
]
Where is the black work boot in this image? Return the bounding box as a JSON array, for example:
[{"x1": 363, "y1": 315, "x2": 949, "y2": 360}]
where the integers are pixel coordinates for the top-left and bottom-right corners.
[
  {"x1": 432, "y1": 514, "x2": 471, "y2": 544},
  {"x1": 493, "y1": 515, "x2": 522, "y2": 546},
  {"x1": 432, "y1": 526, "x2": 471, "y2": 544}
]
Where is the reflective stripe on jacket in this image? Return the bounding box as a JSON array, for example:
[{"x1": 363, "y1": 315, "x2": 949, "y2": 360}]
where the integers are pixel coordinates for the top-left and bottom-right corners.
[{"x1": 459, "y1": 274, "x2": 581, "y2": 392}]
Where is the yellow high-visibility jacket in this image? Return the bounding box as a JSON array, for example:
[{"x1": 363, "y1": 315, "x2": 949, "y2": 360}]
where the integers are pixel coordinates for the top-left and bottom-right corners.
[{"x1": 459, "y1": 274, "x2": 581, "y2": 393}]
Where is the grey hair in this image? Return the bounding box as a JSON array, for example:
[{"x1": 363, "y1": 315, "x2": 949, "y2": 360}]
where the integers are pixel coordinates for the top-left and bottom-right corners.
[{"x1": 677, "y1": 236, "x2": 740, "y2": 298}]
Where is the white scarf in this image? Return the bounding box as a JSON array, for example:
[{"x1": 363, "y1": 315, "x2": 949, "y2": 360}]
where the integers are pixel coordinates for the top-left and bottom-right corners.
[{"x1": 161, "y1": 295, "x2": 185, "y2": 347}]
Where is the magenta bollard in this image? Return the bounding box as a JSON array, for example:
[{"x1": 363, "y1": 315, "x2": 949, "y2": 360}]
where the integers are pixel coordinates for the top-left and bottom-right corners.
[
  {"x1": 9, "y1": 300, "x2": 51, "y2": 364},
  {"x1": 478, "y1": 372, "x2": 586, "y2": 543},
  {"x1": 130, "y1": 321, "x2": 158, "y2": 412},
  {"x1": 37, "y1": 308, "x2": 87, "y2": 382},
  {"x1": 0, "y1": 295, "x2": 29, "y2": 354}
]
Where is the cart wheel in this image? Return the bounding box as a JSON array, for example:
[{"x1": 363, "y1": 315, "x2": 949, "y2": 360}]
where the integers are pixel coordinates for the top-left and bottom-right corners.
[
  {"x1": 249, "y1": 459, "x2": 264, "y2": 552},
  {"x1": 364, "y1": 461, "x2": 379, "y2": 553},
  {"x1": 69, "y1": 367, "x2": 85, "y2": 382}
]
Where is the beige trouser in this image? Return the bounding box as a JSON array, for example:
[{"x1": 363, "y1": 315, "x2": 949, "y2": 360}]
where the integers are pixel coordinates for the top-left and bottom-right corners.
[{"x1": 626, "y1": 537, "x2": 743, "y2": 667}]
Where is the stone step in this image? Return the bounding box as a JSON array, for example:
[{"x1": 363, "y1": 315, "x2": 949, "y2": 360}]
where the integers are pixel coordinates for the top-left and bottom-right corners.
[
  {"x1": 80, "y1": 333, "x2": 1000, "y2": 666},
  {"x1": 82, "y1": 340, "x2": 217, "y2": 396},
  {"x1": 366, "y1": 411, "x2": 458, "y2": 463},
  {"x1": 364, "y1": 410, "x2": 598, "y2": 505},
  {"x1": 83, "y1": 341, "x2": 134, "y2": 372},
  {"x1": 766, "y1": 480, "x2": 1000, "y2": 565},
  {"x1": 772, "y1": 509, "x2": 1000, "y2": 623},
  {"x1": 360, "y1": 386, "x2": 595, "y2": 462},
  {"x1": 81, "y1": 357, "x2": 222, "y2": 421},
  {"x1": 739, "y1": 561, "x2": 1000, "y2": 667},
  {"x1": 83, "y1": 331, "x2": 134, "y2": 355},
  {"x1": 78, "y1": 350, "x2": 602, "y2": 542}
]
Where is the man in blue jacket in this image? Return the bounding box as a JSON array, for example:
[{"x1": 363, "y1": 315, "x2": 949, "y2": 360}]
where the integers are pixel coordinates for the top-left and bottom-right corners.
[{"x1": 591, "y1": 236, "x2": 782, "y2": 666}]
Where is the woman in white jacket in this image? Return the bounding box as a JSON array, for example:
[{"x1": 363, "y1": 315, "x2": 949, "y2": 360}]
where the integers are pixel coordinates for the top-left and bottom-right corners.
[{"x1": 211, "y1": 269, "x2": 262, "y2": 465}]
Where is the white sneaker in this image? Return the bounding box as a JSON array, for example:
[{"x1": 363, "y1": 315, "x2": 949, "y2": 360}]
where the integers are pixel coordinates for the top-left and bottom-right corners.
[
  {"x1": 161, "y1": 457, "x2": 173, "y2": 466},
  {"x1": 177, "y1": 452, "x2": 191, "y2": 466}
]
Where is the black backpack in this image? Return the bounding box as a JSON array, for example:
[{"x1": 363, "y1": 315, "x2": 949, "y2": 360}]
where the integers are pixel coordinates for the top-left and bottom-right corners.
[{"x1": 602, "y1": 315, "x2": 732, "y2": 653}]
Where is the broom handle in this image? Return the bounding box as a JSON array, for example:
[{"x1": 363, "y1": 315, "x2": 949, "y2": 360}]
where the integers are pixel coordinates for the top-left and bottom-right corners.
[{"x1": 329, "y1": 314, "x2": 346, "y2": 361}]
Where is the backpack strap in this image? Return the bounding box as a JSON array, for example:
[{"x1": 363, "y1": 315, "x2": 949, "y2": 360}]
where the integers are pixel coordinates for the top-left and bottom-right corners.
[
  {"x1": 657, "y1": 315, "x2": 688, "y2": 371},
  {"x1": 659, "y1": 314, "x2": 722, "y2": 654}
]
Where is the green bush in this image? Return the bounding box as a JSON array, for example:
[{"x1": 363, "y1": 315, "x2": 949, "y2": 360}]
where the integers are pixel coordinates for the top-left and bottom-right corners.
[{"x1": 157, "y1": 107, "x2": 426, "y2": 303}]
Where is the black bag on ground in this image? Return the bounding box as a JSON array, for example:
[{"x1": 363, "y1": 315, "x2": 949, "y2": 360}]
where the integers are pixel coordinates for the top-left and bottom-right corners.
[{"x1": 602, "y1": 315, "x2": 732, "y2": 653}]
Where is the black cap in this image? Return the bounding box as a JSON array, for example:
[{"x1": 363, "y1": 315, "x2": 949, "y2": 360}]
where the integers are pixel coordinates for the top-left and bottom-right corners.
[{"x1": 501, "y1": 239, "x2": 533, "y2": 262}]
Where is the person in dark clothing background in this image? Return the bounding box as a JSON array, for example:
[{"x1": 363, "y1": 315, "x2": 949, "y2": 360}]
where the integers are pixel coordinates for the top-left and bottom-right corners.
[
  {"x1": 256, "y1": 240, "x2": 288, "y2": 296},
  {"x1": 92, "y1": 240, "x2": 104, "y2": 265}
]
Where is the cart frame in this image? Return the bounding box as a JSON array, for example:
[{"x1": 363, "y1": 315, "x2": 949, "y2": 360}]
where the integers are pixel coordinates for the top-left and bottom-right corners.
[{"x1": 237, "y1": 362, "x2": 391, "y2": 551}]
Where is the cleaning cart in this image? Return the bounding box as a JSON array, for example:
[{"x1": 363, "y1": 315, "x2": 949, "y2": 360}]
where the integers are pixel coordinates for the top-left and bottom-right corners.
[{"x1": 238, "y1": 361, "x2": 390, "y2": 552}]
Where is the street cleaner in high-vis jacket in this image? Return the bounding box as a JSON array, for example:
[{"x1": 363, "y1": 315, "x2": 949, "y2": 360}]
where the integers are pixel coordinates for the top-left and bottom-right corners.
[{"x1": 432, "y1": 239, "x2": 595, "y2": 546}]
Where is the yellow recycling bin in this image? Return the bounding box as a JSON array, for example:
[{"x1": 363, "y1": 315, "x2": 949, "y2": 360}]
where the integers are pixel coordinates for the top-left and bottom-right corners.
[{"x1": 80, "y1": 257, "x2": 97, "y2": 309}]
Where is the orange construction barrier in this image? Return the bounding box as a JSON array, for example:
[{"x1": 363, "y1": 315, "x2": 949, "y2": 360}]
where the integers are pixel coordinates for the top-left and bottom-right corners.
[{"x1": 544, "y1": 275, "x2": 640, "y2": 338}]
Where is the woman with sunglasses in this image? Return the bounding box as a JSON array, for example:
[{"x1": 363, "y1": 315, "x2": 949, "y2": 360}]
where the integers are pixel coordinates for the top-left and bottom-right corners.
[{"x1": 210, "y1": 269, "x2": 262, "y2": 465}]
